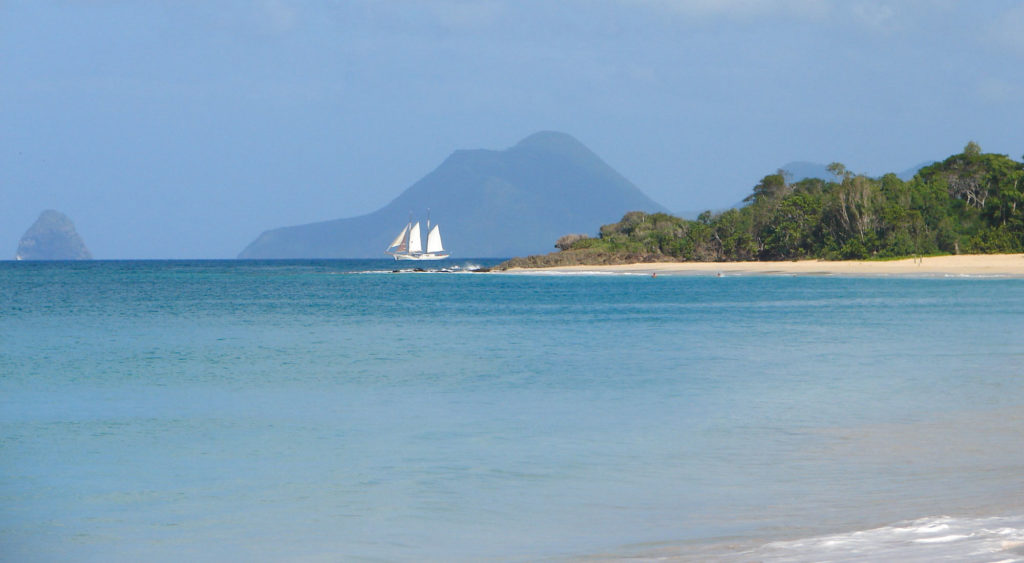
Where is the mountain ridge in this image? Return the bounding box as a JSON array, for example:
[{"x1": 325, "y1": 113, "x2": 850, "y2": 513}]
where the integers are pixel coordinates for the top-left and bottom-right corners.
[{"x1": 239, "y1": 132, "x2": 668, "y2": 258}]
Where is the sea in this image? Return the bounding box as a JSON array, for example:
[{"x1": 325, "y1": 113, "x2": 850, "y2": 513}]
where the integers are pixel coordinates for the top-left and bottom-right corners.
[{"x1": 2, "y1": 259, "x2": 1024, "y2": 562}]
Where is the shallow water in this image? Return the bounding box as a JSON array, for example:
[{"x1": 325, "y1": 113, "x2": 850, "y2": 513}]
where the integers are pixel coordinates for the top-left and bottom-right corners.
[{"x1": 2, "y1": 260, "x2": 1023, "y2": 561}]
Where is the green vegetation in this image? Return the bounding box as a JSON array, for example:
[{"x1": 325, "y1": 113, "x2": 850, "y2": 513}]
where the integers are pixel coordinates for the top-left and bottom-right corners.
[{"x1": 501, "y1": 143, "x2": 1024, "y2": 268}]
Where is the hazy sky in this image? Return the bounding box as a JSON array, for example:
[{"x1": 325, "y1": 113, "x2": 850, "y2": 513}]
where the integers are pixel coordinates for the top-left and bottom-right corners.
[{"x1": 3, "y1": 1, "x2": 1023, "y2": 258}]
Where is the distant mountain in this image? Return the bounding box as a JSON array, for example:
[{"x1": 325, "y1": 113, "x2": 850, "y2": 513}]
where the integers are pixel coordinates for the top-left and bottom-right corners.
[
  {"x1": 896, "y1": 162, "x2": 937, "y2": 180},
  {"x1": 780, "y1": 161, "x2": 935, "y2": 182},
  {"x1": 779, "y1": 162, "x2": 834, "y2": 182},
  {"x1": 15, "y1": 210, "x2": 92, "y2": 260},
  {"x1": 239, "y1": 132, "x2": 669, "y2": 258}
]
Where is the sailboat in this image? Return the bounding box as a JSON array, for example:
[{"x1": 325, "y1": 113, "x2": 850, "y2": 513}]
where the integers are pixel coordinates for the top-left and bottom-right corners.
[{"x1": 385, "y1": 213, "x2": 450, "y2": 260}]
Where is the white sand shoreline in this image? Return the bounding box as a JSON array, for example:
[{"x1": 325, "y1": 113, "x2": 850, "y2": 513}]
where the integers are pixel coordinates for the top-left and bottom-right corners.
[{"x1": 500, "y1": 253, "x2": 1024, "y2": 277}]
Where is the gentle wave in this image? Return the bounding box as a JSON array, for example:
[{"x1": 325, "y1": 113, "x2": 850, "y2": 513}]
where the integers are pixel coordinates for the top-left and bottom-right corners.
[
  {"x1": 504, "y1": 269, "x2": 651, "y2": 276},
  {"x1": 352, "y1": 262, "x2": 491, "y2": 274},
  {"x1": 737, "y1": 515, "x2": 1024, "y2": 562}
]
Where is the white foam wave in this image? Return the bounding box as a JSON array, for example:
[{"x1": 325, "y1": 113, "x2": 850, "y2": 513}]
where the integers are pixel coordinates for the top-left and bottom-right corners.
[
  {"x1": 352, "y1": 263, "x2": 489, "y2": 274},
  {"x1": 942, "y1": 273, "x2": 1015, "y2": 279},
  {"x1": 742, "y1": 515, "x2": 1024, "y2": 562},
  {"x1": 507, "y1": 269, "x2": 649, "y2": 276},
  {"x1": 913, "y1": 533, "x2": 969, "y2": 543}
]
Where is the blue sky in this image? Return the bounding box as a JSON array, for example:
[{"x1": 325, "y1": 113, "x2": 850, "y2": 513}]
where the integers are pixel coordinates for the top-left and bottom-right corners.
[{"x1": 3, "y1": 1, "x2": 1023, "y2": 258}]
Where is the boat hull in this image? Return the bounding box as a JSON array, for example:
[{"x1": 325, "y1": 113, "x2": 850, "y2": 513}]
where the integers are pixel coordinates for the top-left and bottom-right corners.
[{"x1": 393, "y1": 253, "x2": 450, "y2": 261}]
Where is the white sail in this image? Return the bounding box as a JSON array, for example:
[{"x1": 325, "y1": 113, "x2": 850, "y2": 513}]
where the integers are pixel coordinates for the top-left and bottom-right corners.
[
  {"x1": 387, "y1": 224, "x2": 409, "y2": 251},
  {"x1": 385, "y1": 213, "x2": 449, "y2": 260},
  {"x1": 408, "y1": 222, "x2": 423, "y2": 254},
  {"x1": 426, "y1": 224, "x2": 444, "y2": 253}
]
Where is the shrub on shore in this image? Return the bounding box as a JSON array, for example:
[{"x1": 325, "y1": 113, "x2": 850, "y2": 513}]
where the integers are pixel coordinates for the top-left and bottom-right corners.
[{"x1": 500, "y1": 142, "x2": 1024, "y2": 268}]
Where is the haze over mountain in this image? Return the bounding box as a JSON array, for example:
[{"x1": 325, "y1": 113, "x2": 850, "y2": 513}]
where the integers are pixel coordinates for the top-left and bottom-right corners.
[
  {"x1": 672, "y1": 161, "x2": 936, "y2": 219},
  {"x1": 15, "y1": 210, "x2": 92, "y2": 260},
  {"x1": 239, "y1": 132, "x2": 668, "y2": 259},
  {"x1": 780, "y1": 161, "x2": 935, "y2": 183}
]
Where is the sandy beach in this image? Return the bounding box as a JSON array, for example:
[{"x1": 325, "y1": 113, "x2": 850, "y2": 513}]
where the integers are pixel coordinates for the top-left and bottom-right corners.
[{"x1": 503, "y1": 253, "x2": 1024, "y2": 277}]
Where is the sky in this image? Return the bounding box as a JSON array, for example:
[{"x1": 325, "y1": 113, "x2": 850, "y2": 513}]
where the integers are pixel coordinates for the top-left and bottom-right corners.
[{"x1": 2, "y1": 0, "x2": 1023, "y2": 258}]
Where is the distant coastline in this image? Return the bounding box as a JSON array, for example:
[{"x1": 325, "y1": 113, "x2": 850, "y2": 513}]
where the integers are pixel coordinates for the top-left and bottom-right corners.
[
  {"x1": 498, "y1": 143, "x2": 1024, "y2": 271},
  {"x1": 499, "y1": 253, "x2": 1024, "y2": 277}
]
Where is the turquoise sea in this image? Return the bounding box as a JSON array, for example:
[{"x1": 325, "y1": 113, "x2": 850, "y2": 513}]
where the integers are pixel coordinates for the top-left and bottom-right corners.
[{"x1": 2, "y1": 260, "x2": 1024, "y2": 561}]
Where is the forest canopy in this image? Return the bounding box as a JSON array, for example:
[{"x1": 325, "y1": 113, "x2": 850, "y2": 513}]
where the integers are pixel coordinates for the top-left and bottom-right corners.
[{"x1": 503, "y1": 143, "x2": 1024, "y2": 267}]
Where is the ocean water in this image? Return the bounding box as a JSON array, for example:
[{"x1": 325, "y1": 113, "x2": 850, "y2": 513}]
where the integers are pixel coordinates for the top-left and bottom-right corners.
[{"x1": 2, "y1": 260, "x2": 1024, "y2": 561}]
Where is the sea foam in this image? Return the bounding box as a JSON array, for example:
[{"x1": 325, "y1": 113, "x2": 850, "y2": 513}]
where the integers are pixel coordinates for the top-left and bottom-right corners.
[{"x1": 739, "y1": 515, "x2": 1024, "y2": 562}]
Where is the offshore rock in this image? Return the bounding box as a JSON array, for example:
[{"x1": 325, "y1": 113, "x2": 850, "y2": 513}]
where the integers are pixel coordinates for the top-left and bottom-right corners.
[{"x1": 15, "y1": 210, "x2": 93, "y2": 260}]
